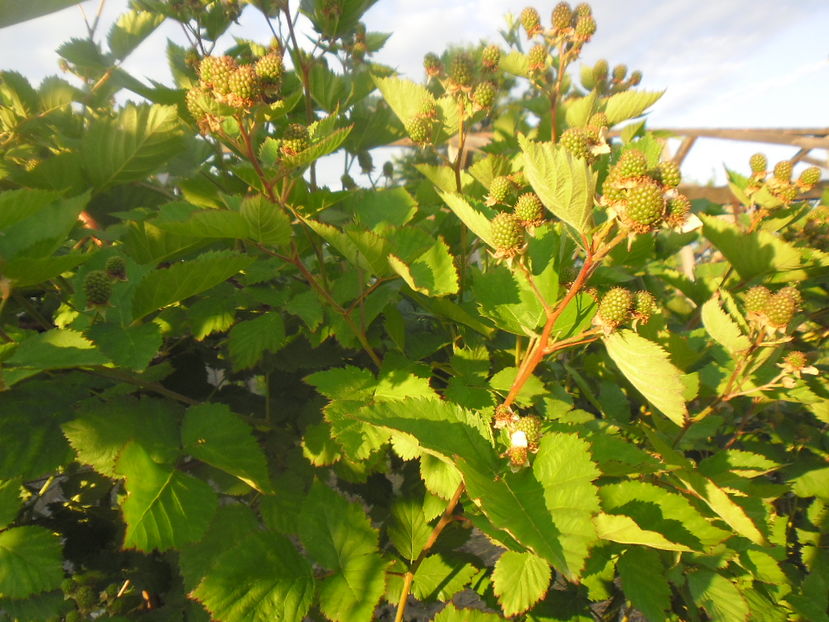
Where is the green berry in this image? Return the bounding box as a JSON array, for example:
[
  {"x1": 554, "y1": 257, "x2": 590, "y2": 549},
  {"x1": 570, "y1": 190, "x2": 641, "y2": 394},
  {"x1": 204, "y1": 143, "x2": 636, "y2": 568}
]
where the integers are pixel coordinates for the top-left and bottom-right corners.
[
  {"x1": 783, "y1": 351, "x2": 808, "y2": 371},
  {"x1": 519, "y1": 7, "x2": 541, "y2": 35},
  {"x1": 514, "y1": 192, "x2": 545, "y2": 225},
  {"x1": 357, "y1": 151, "x2": 373, "y2": 173},
  {"x1": 773, "y1": 160, "x2": 792, "y2": 182},
  {"x1": 612, "y1": 64, "x2": 627, "y2": 82},
  {"x1": 615, "y1": 149, "x2": 648, "y2": 178},
  {"x1": 65, "y1": 611, "x2": 81, "y2": 622},
  {"x1": 514, "y1": 415, "x2": 542, "y2": 449},
  {"x1": 74, "y1": 584, "x2": 97, "y2": 610},
  {"x1": 629, "y1": 70, "x2": 642, "y2": 86},
  {"x1": 255, "y1": 53, "x2": 283, "y2": 83},
  {"x1": 778, "y1": 286, "x2": 802, "y2": 307},
  {"x1": 351, "y1": 41, "x2": 367, "y2": 61},
  {"x1": 593, "y1": 59, "x2": 609, "y2": 82},
  {"x1": 450, "y1": 54, "x2": 474, "y2": 87},
  {"x1": 656, "y1": 161, "x2": 681, "y2": 188},
  {"x1": 773, "y1": 184, "x2": 798, "y2": 203},
  {"x1": 633, "y1": 290, "x2": 657, "y2": 323},
  {"x1": 418, "y1": 99, "x2": 438, "y2": 118},
  {"x1": 665, "y1": 194, "x2": 691, "y2": 227},
  {"x1": 574, "y1": 15, "x2": 596, "y2": 39},
  {"x1": 104, "y1": 256, "x2": 126, "y2": 280},
  {"x1": 473, "y1": 81, "x2": 497, "y2": 109},
  {"x1": 798, "y1": 166, "x2": 821, "y2": 188},
  {"x1": 527, "y1": 44, "x2": 548, "y2": 71},
  {"x1": 281, "y1": 123, "x2": 309, "y2": 155},
  {"x1": 228, "y1": 65, "x2": 261, "y2": 102},
  {"x1": 405, "y1": 116, "x2": 434, "y2": 145},
  {"x1": 84, "y1": 270, "x2": 111, "y2": 307},
  {"x1": 588, "y1": 112, "x2": 608, "y2": 129},
  {"x1": 185, "y1": 87, "x2": 208, "y2": 121},
  {"x1": 481, "y1": 44, "x2": 501, "y2": 70},
  {"x1": 599, "y1": 287, "x2": 633, "y2": 327},
  {"x1": 551, "y1": 2, "x2": 572, "y2": 31},
  {"x1": 624, "y1": 180, "x2": 665, "y2": 230},
  {"x1": 491, "y1": 212, "x2": 525, "y2": 256},
  {"x1": 749, "y1": 152, "x2": 767, "y2": 175},
  {"x1": 199, "y1": 55, "x2": 236, "y2": 94},
  {"x1": 382, "y1": 161, "x2": 394, "y2": 178},
  {"x1": 574, "y1": 2, "x2": 592, "y2": 17},
  {"x1": 744, "y1": 286, "x2": 771, "y2": 314},
  {"x1": 763, "y1": 291, "x2": 797, "y2": 328},
  {"x1": 423, "y1": 52, "x2": 442, "y2": 77},
  {"x1": 560, "y1": 127, "x2": 591, "y2": 160},
  {"x1": 488, "y1": 176, "x2": 513, "y2": 204}
]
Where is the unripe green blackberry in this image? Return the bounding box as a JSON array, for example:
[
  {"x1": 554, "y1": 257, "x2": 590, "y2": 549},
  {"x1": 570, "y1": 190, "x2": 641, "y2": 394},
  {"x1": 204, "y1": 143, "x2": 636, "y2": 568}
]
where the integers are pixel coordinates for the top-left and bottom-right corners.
[
  {"x1": 382, "y1": 161, "x2": 394, "y2": 178},
  {"x1": 599, "y1": 287, "x2": 633, "y2": 327},
  {"x1": 406, "y1": 117, "x2": 434, "y2": 145},
  {"x1": 624, "y1": 180, "x2": 665, "y2": 231},
  {"x1": 450, "y1": 54, "x2": 474, "y2": 88},
  {"x1": 574, "y1": 15, "x2": 596, "y2": 40},
  {"x1": 185, "y1": 87, "x2": 208, "y2": 121},
  {"x1": 774, "y1": 184, "x2": 798, "y2": 203},
  {"x1": 357, "y1": 150, "x2": 373, "y2": 174},
  {"x1": 281, "y1": 123, "x2": 309, "y2": 155},
  {"x1": 615, "y1": 149, "x2": 648, "y2": 178},
  {"x1": 744, "y1": 286, "x2": 771, "y2": 314},
  {"x1": 481, "y1": 44, "x2": 501, "y2": 70},
  {"x1": 65, "y1": 611, "x2": 81, "y2": 622},
  {"x1": 199, "y1": 55, "x2": 236, "y2": 94},
  {"x1": 488, "y1": 176, "x2": 513, "y2": 204},
  {"x1": 778, "y1": 286, "x2": 802, "y2": 307},
  {"x1": 519, "y1": 7, "x2": 541, "y2": 36},
  {"x1": 104, "y1": 256, "x2": 126, "y2": 280},
  {"x1": 560, "y1": 127, "x2": 591, "y2": 160},
  {"x1": 656, "y1": 161, "x2": 681, "y2": 188},
  {"x1": 509, "y1": 170, "x2": 528, "y2": 188},
  {"x1": 74, "y1": 584, "x2": 97, "y2": 610},
  {"x1": 551, "y1": 2, "x2": 573, "y2": 31},
  {"x1": 749, "y1": 152, "x2": 767, "y2": 175},
  {"x1": 612, "y1": 64, "x2": 627, "y2": 82},
  {"x1": 514, "y1": 415, "x2": 542, "y2": 450},
  {"x1": 763, "y1": 291, "x2": 797, "y2": 328},
  {"x1": 418, "y1": 99, "x2": 438, "y2": 119},
  {"x1": 423, "y1": 52, "x2": 443, "y2": 77},
  {"x1": 473, "y1": 81, "x2": 497, "y2": 109},
  {"x1": 665, "y1": 194, "x2": 691, "y2": 227},
  {"x1": 773, "y1": 160, "x2": 792, "y2": 182},
  {"x1": 228, "y1": 65, "x2": 261, "y2": 103},
  {"x1": 783, "y1": 351, "x2": 808, "y2": 371},
  {"x1": 491, "y1": 212, "x2": 525, "y2": 257},
  {"x1": 629, "y1": 70, "x2": 642, "y2": 86},
  {"x1": 351, "y1": 41, "x2": 367, "y2": 61},
  {"x1": 574, "y1": 2, "x2": 592, "y2": 17},
  {"x1": 84, "y1": 270, "x2": 111, "y2": 307},
  {"x1": 798, "y1": 166, "x2": 821, "y2": 188},
  {"x1": 633, "y1": 290, "x2": 657, "y2": 323},
  {"x1": 255, "y1": 53, "x2": 283, "y2": 83},
  {"x1": 593, "y1": 59, "x2": 609, "y2": 82},
  {"x1": 527, "y1": 44, "x2": 548, "y2": 72},
  {"x1": 341, "y1": 173, "x2": 356, "y2": 190},
  {"x1": 514, "y1": 192, "x2": 545, "y2": 226},
  {"x1": 588, "y1": 112, "x2": 608, "y2": 129}
]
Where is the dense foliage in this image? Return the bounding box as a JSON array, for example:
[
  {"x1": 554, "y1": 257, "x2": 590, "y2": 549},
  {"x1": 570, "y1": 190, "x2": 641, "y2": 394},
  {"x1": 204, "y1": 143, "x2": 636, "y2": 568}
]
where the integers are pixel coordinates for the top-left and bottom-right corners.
[{"x1": 0, "y1": 1, "x2": 827, "y2": 621}]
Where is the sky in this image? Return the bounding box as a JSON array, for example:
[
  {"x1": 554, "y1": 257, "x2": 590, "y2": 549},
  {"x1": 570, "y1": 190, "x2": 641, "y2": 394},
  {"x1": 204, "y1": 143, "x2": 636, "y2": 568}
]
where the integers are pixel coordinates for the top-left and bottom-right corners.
[{"x1": 1, "y1": 0, "x2": 827, "y2": 186}]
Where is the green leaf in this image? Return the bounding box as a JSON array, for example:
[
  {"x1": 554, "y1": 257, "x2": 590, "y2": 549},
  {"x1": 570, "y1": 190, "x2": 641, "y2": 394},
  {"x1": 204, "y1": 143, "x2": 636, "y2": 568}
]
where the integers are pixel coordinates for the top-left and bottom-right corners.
[
  {"x1": 298, "y1": 482, "x2": 386, "y2": 622},
  {"x1": 412, "y1": 553, "x2": 479, "y2": 600},
  {"x1": 191, "y1": 530, "x2": 314, "y2": 622},
  {"x1": 182, "y1": 403, "x2": 272, "y2": 493},
  {"x1": 604, "y1": 330, "x2": 688, "y2": 426},
  {"x1": 0, "y1": 527, "x2": 62, "y2": 599},
  {"x1": 687, "y1": 570, "x2": 749, "y2": 622},
  {"x1": 594, "y1": 513, "x2": 692, "y2": 551},
  {"x1": 305, "y1": 219, "x2": 389, "y2": 274},
  {"x1": 617, "y1": 548, "x2": 670, "y2": 622},
  {"x1": 282, "y1": 125, "x2": 352, "y2": 169},
  {"x1": 0, "y1": 478, "x2": 21, "y2": 530},
  {"x1": 6, "y1": 329, "x2": 109, "y2": 374},
  {"x1": 132, "y1": 251, "x2": 254, "y2": 320},
  {"x1": 500, "y1": 50, "x2": 530, "y2": 78},
  {"x1": 388, "y1": 234, "x2": 459, "y2": 296},
  {"x1": 305, "y1": 366, "x2": 376, "y2": 401},
  {"x1": 372, "y1": 75, "x2": 433, "y2": 127},
  {"x1": 565, "y1": 91, "x2": 598, "y2": 128},
  {"x1": 701, "y1": 296, "x2": 750, "y2": 355},
  {"x1": 240, "y1": 196, "x2": 294, "y2": 247},
  {"x1": 492, "y1": 551, "x2": 552, "y2": 617},
  {"x1": 388, "y1": 497, "x2": 431, "y2": 563},
  {"x1": 107, "y1": 10, "x2": 165, "y2": 60},
  {"x1": 86, "y1": 322, "x2": 162, "y2": 371},
  {"x1": 604, "y1": 90, "x2": 664, "y2": 125},
  {"x1": 118, "y1": 442, "x2": 218, "y2": 551},
  {"x1": 519, "y1": 135, "x2": 595, "y2": 233},
  {"x1": 438, "y1": 191, "x2": 496, "y2": 248},
  {"x1": 0, "y1": 1, "x2": 77, "y2": 27},
  {"x1": 1, "y1": 254, "x2": 86, "y2": 288},
  {"x1": 227, "y1": 312, "x2": 286, "y2": 370},
  {"x1": 82, "y1": 103, "x2": 185, "y2": 190},
  {"x1": 0, "y1": 191, "x2": 89, "y2": 261},
  {"x1": 434, "y1": 604, "x2": 506, "y2": 622},
  {"x1": 472, "y1": 265, "x2": 545, "y2": 335},
  {"x1": 345, "y1": 187, "x2": 417, "y2": 229}
]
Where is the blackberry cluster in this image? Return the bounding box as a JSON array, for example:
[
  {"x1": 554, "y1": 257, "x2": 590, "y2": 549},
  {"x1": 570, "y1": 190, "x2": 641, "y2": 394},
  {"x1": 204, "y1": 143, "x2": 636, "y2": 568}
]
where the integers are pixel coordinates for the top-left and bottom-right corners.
[
  {"x1": 747, "y1": 153, "x2": 818, "y2": 205},
  {"x1": 587, "y1": 58, "x2": 643, "y2": 95},
  {"x1": 743, "y1": 285, "x2": 800, "y2": 332}
]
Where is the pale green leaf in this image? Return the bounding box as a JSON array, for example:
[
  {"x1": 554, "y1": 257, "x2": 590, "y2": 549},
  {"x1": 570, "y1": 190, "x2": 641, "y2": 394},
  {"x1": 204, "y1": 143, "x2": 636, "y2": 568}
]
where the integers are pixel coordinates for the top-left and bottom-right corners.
[
  {"x1": 388, "y1": 497, "x2": 431, "y2": 563},
  {"x1": 604, "y1": 330, "x2": 688, "y2": 426},
  {"x1": 227, "y1": 312, "x2": 286, "y2": 370},
  {"x1": 492, "y1": 551, "x2": 552, "y2": 617},
  {"x1": 182, "y1": 403, "x2": 271, "y2": 493},
  {"x1": 702, "y1": 296, "x2": 750, "y2": 355},
  {"x1": 282, "y1": 125, "x2": 352, "y2": 169},
  {"x1": 500, "y1": 50, "x2": 530, "y2": 78},
  {"x1": 438, "y1": 191, "x2": 496, "y2": 248},
  {"x1": 565, "y1": 91, "x2": 598, "y2": 128},
  {"x1": 107, "y1": 10, "x2": 164, "y2": 60},
  {"x1": 519, "y1": 135, "x2": 595, "y2": 233},
  {"x1": 604, "y1": 90, "x2": 664, "y2": 125},
  {"x1": 420, "y1": 454, "x2": 463, "y2": 500},
  {"x1": 305, "y1": 366, "x2": 376, "y2": 401},
  {"x1": 617, "y1": 548, "x2": 670, "y2": 622},
  {"x1": 594, "y1": 513, "x2": 692, "y2": 551},
  {"x1": 687, "y1": 570, "x2": 749, "y2": 622},
  {"x1": 472, "y1": 264, "x2": 545, "y2": 335},
  {"x1": 412, "y1": 554, "x2": 479, "y2": 601},
  {"x1": 0, "y1": 527, "x2": 62, "y2": 599},
  {"x1": 118, "y1": 442, "x2": 218, "y2": 551},
  {"x1": 305, "y1": 219, "x2": 390, "y2": 274},
  {"x1": 388, "y1": 236, "x2": 459, "y2": 296},
  {"x1": 372, "y1": 75, "x2": 433, "y2": 127}
]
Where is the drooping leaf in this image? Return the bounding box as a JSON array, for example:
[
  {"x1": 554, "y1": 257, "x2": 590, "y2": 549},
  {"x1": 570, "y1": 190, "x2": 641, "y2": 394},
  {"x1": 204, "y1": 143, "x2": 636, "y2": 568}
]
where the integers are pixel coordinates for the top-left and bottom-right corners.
[
  {"x1": 594, "y1": 513, "x2": 692, "y2": 551},
  {"x1": 617, "y1": 548, "x2": 670, "y2": 622},
  {"x1": 492, "y1": 551, "x2": 552, "y2": 617},
  {"x1": 0, "y1": 527, "x2": 63, "y2": 599}
]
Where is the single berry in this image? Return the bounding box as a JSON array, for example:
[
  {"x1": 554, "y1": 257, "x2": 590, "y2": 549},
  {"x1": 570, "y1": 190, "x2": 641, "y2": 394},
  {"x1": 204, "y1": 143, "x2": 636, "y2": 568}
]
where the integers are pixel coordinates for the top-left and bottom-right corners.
[
  {"x1": 199, "y1": 55, "x2": 236, "y2": 94},
  {"x1": 488, "y1": 176, "x2": 514, "y2": 204},
  {"x1": 778, "y1": 286, "x2": 802, "y2": 307},
  {"x1": 574, "y1": 15, "x2": 597, "y2": 40},
  {"x1": 228, "y1": 65, "x2": 261, "y2": 103},
  {"x1": 574, "y1": 2, "x2": 592, "y2": 17},
  {"x1": 744, "y1": 286, "x2": 771, "y2": 313},
  {"x1": 612, "y1": 64, "x2": 627, "y2": 82},
  {"x1": 560, "y1": 127, "x2": 591, "y2": 160},
  {"x1": 527, "y1": 44, "x2": 548, "y2": 72},
  {"x1": 599, "y1": 287, "x2": 633, "y2": 327},
  {"x1": 104, "y1": 256, "x2": 126, "y2": 280},
  {"x1": 615, "y1": 149, "x2": 648, "y2": 178},
  {"x1": 628, "y1": 70, "x2": 642, "y2": 86},
  {"x1": 494, "y1": 404, "x2": 519, "y2": 429},
  {"x1": 624, "y1": 181, "x2": 665, "y2": 230},
  {"x1": 357, "y1": 151, "x2": 373, "y2": 173},
  {"x1": 798, "y1": 166, "x2": 821, "y2": 188},
  {"x1": 633, "y1": 290, "x2": 657, "y2": 323},
  {"x1": 588, "y1": 112, "x2": 608, "y2": 129},
  {"x1": 519, "y1": 7, "x2": 542, "y2": 36},
  {"x1": 341, "y1": 173, "x2": 356, "y2": 189},
  {"x1": 254, "y1": 53, "x2": 283, "y2": 83},
  {"x1": 405, "y1": 116, "x2": 435, "y2": 145},
  {"x1": 656, "y1": 161, "x2": 681, "y2": 188},
  {"x1": 513, "y1": 415, "x2": 542, "y2": 450},
  {"x1": 593, "y1": 59, "x2": 609, "y2": 82},
  {"x1": 423, "y1": 52, "x2": 443, "y2": 77},
  {"x1": 551, "y1": 2, "x2": 573, "y2": 31},
  {"x1": 450, "y1": 54, "x2": 474, "y2": 88},
  {"x1": 418, "y1": 99, "x2": 438, "y2": 118},
  {"x1": 665, "y1": 194, "x2": 691, "y2": 227},
  {"x1": 382, "y1": 161, "x2": 394, "y2": 178},
  {"x1": 84, "y1": 270, "x2": 112, "y2": 307},
  {"x1": 481, "y1": 44, "x2": 501, "y2": 70},
  {"x1": 773, "y1": 184, "x2": 798, "y2": 203},
  {"x1": 281, "y1": 123, "x2": 310, "y2": 155},
  {"x1": 351, "y1": 41, "x2": 367, "y2": 61},
  {"x1": 783, "y1": 351, "x2": 808, "y2": 371},
  {"x1": 749, "y1": 152, "x2": 767, "y2": 175},
  {"x1": 514, "y1": 192, "x2": 545, "y2": 226},
  {"x1": 185, "y1": 87, "x2": 208, "y2": 121},
  {"x1": 491, "y1": 212, "x2": 525, "y2": 257},
  {"x1": 473, "y1": 81, "x2": 497, "y2": 109},
  {"x1": 763, "y1": 292, "x2": 797, "y2": 328},
  {"x1": 74, "y1": 585, "x2": 98, "y2": 610},
  {"x1": 773, "y1": 160, "x2": 793, "y2": 182}
]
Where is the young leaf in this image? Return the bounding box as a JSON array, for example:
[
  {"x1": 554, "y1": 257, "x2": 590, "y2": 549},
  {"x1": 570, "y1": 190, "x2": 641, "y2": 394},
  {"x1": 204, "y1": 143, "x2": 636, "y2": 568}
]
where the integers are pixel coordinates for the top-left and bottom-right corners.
[
  {"x1": 617, "y1": 548, "x2": 671, "y2": 622},
  {"x1": 604, "y1": 330, "x2": 688, "y2": 426},
  {"x1": 604, "y1": 90, "x2": 664, "y2": 125},
  {"x1": 701, "y1": 296, "x2": 750, "y2": 355},
  {"x1": 519, "y1": 134, "x2": 595, "y2": 233},
  {"x1": 0, "y1": 526, "x2": 63, "y2": 599},
  {"x1": 492, "y1": 551, "x2": 552, "y2": 617}
]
